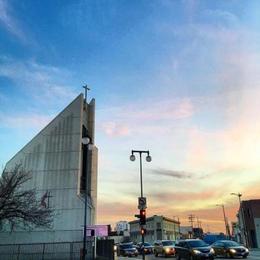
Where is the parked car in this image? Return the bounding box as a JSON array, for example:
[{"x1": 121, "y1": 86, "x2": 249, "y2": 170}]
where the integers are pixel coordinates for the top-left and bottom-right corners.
[
  {"x1": 211, "y1": 240, "x2": 249, "y2": 258},
  {"x1": 154, "y1": 240, "x2": 176, "y2": 257},
  {"x1": 136, "y1": 242, "x2": 154, "y2": 254},
  {"x1": 175, "y1": 239, "x2": 214, "y2": 259},
  {"x1": 117, "y1": 242, "x2": 139, "y2": 257}
]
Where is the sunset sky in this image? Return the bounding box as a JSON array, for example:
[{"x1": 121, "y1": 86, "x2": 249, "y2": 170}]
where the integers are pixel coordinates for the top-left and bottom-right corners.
[{"x1": 1, "y1": 0, "x2": 260, "y2": 232}]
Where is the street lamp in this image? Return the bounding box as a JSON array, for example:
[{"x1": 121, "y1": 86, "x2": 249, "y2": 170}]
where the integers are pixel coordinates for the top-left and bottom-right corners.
[
  {"x1": 216, "y1": 204, "x2": 230, "y2": 238},
  {"x1": 130, "y1": 150, "x2": 151, "y2": 260},
  {"x1": 82, "y1": 136, "x2": 92, "y2": 260},
  {"x1": 231, "y1": 192, "x2": 248, "y2": 246},
  {"x1": 130, "y1": 150, "x2": 151, "y2": 197}
]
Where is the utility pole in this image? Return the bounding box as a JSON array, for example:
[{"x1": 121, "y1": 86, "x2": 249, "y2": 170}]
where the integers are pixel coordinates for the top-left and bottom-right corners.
[
  {"x1": 216, "y1": 204, "x2": 231, "y2": 238},
  {"x1": 188, "y1": 214, "x2": 195, "y2": 238}
]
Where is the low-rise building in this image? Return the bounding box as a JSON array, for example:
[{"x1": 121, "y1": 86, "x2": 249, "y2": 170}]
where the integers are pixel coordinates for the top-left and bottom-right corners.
[
  {"x1": 240, "y1": 199, "x2": 260, "y2": 248},
  {"x1": 129, "y1": 215, "x2": 180, "y2": 243},
  {"x1": 115, "y1": 221, "x2": 130, "y2": 235}
]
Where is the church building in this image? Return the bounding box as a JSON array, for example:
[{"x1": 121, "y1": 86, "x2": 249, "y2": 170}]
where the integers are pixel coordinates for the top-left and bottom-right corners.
[{"x1": 1, "y1": 93, "x2": 98, "y2": 244}]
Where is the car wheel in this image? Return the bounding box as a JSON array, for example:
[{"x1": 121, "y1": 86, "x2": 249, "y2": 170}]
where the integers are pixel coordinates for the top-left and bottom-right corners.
[
  {"x1": 154, "y1": 250, "x2": 158, "y2": 257},
  {"x1": 226, "y1": 252, "x2": 233, "y2": 258},
  {"x1": 189, "y1": 255, "x2": 195, "y2": 260},
  {"x1": 242, "y1": 256, "x2": 247, "y2": 259}
]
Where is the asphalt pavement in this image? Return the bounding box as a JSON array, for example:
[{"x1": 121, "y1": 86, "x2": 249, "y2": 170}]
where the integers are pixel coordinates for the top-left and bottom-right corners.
[{"x1": 116, "y1": 249, "x2": 260, "y2": 260}]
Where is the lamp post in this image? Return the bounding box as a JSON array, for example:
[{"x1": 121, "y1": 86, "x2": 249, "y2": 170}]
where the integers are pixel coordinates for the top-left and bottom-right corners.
[
  {"x1": 82, "y1": 136, "x2": 92, "y2": 260},
  {"x1": 130, "y1": 150, "x2": 151, "y2": 260},
  {"x1": 216, "y1": 204, "x2": 230, "y2": 238},
  {"x1": 231, "y1": 192, "x2": 248, "y2": 247}
]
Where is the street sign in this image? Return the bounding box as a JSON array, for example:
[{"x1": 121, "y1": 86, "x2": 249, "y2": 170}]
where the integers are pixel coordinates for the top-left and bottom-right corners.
[{"x1": 138, "y1": 197, "x2": 147, "y2": 209}]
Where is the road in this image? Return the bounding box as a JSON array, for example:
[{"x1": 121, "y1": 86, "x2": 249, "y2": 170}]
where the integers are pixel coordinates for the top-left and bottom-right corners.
[{"x1": 116, "y1": 249, "x2": 260, "y2": 260}]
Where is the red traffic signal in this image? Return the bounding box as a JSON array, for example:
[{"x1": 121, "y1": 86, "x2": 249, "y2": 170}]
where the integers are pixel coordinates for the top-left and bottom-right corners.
[{"x1": 140, "y1": 209, "x2": 146, "y2": 225}]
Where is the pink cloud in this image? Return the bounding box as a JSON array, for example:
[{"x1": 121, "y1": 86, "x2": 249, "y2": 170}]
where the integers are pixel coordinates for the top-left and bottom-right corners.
[
  {"x1": 126, "y1": 98, "x2": 194, "y2": 121},
  {"x1": 101, "y1": 122, "x2": 130, "y2": 137}
]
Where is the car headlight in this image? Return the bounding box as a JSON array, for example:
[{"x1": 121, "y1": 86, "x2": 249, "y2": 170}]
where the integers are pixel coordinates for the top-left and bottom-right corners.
[
  {"x1": 210, "y1": 248, "x2": 215, "y2": 254},
  {"x1": 192, "y1": 249, "x2": 201, "y2": 255},
  {"x1": 113, "y1": 245, "x2": 117, "y2": 251},
  {"x1": 230, "y1": 249, "x2": 236, "y2": 254},
  {"x1": 245, "y1": 248, "x2": 249, "y2": 252},
  {"x1": 165, "y1": 248, "x2": 170, "y2": 253}
]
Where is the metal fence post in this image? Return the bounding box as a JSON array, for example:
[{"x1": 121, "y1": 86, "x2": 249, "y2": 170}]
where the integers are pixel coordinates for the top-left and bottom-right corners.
[
  {"x1": 42, "y1": 243, "x2": 45, "y2": 260},
  {"x1": 17, "y1": 244, "x2": 20, "y2": 260},
  {"x1": 70, "y1": 242, "x2": 73, "y2": 260}
]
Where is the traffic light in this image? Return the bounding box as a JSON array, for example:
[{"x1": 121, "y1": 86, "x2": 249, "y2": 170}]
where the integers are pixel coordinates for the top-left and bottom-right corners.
[
  {"x1": 140, "y1": 209, "x2": 146, "y2": 225},
  {"x1": 140, "y1": 227, "x2": 146, "y2": 235}
]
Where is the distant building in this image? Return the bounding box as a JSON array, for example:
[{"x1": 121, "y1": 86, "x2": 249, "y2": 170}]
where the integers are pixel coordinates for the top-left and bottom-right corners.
[
  {"x1": 129, "y1": 215, "x2": 180, "y2": 243},
  {"x1": 240, "y1": 199, "x2": 260, "y2": 248},
  {"x1": 179, "y1": 226, "x2": 193, "y2": 239},
  {"x1": 115, "y1": 221, "x2": 130, "y2": 235},
  {"x1": 193, "y1": 227, "x2": 204, "y2": 239},
  {"x1": 0, "y1": 94, "x2": 98, "y2": 245},
  {"x1": 231, "y1": 221, "x2": 240, "y2": 242}
]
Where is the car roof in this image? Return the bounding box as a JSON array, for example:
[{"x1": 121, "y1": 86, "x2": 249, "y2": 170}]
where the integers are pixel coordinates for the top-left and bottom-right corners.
[
  {"x1": 215, "y1": 240, "x2": 236, "y2": 243},
  {"x1": 184, "y1": 239, "x2": 203, "y2": 242}
]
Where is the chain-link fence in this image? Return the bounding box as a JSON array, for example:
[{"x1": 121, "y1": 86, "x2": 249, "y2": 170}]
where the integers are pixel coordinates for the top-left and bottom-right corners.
[{"x1": 0, "y1": 240, "x2": 94, "y2": 260}]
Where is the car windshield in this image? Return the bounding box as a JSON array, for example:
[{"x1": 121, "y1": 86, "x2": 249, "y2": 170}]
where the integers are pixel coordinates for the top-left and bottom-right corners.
[
  {"x1": 162, "y1": 241, "x2": 174, "y2": 246},
  {"x1": 144, "y1": 242, "x2": 151, "y2": 246},
  {"x1": 187, "y1": 240, "x2": 208, "y2": 247},
  {"x1": 121, "y1": 243, "x2": 134, "y2": 249},
  {"x1": 224, "y1": 241, "x2": 240, "y2": 247}
]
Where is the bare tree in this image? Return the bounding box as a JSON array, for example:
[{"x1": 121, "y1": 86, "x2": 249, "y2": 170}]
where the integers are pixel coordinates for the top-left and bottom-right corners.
[{"x1": 0, "y1": 165, "x2": 53, "y2": 230}]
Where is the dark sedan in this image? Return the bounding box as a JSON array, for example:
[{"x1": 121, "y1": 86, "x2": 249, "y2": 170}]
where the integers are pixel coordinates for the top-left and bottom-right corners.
[
  {"x1": 117, "y1": 242, "x2": 139, "y2": 257},
  {"x1": 175, "y1": 239, "x2": 214, "y2": 259},
  {"x1": 136, "y1": 242, "x2": 154, "y2": 254},
  {"x1": 211, "y1": 240, "x2": 249, "y2": 258}
]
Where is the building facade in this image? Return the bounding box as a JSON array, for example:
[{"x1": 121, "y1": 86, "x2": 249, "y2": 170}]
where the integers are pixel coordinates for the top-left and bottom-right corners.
[
  {"x1": 129, "y1": 215, "x2": 180, "y2": 243},
  {"x1": 115, "y1": 221, "x2": 130, "y2": 235},
  {"x1": 0, "y1": 94, "x2": 98, "y2": 244},
  {"x1": 240, "y1": 200, "x2": 260, "y2": 248}
]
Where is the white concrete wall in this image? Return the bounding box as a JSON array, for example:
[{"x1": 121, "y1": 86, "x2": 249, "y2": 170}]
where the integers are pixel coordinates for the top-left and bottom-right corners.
[{"x1": 0, "y1": 94, "x2": 98, "y2": 244}]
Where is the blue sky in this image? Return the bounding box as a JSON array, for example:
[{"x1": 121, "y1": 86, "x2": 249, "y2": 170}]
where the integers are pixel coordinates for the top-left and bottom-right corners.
[{"x1": 1, "y1": 0, "x2": 260, "y2": 231}]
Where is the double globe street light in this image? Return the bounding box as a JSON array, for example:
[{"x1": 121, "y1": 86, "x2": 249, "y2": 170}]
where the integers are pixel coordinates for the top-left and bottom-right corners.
[
  {"x1": 130, "y1": 150, "x2": 152, "y2": 198},
  {"x1": 130, "y1": 150, "x2": 151, "y2": 260}
]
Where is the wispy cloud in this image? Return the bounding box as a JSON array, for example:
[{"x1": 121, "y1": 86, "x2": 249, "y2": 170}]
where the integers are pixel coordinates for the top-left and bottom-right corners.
[
  {"x1": 126, "y1": 98, "x2": 194, "y2": 122},
  {"x1": 0, "y1": 0, "x2": 26, "y2": 41},
  {"x1": 150, "y1": 168, "x2": 192, "y2": 179},
  {"x1": 98, "y1": 97, "x2": 195, "y2": 138},
  {"x1": 101, "y1": 122, "x2": 130, "y2": 137},
  {"x1": 0, "y1": 56, "x2": 78, "y2": 107},
  {"x1": 0, "y1": 113, "x2": 52, "y2": 129}
]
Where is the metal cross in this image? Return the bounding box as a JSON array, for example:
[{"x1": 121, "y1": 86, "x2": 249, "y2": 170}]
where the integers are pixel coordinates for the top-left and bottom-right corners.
[{"x1": 83, "y1": 84, "x2": 90, "y2": 102}]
